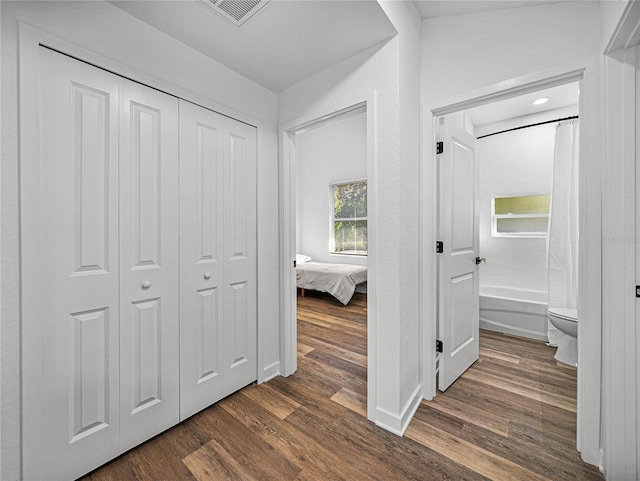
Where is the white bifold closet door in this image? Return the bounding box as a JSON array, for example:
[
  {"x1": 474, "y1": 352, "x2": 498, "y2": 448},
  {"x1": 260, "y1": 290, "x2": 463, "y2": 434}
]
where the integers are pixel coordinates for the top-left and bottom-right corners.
[
  {"x1": 179, "y1": 100, "x2": 257, "y2": 420},
  {"x1": 24, "y1": 48, "x2": 180, "y2": 480},
  {"x1": 25, "y1": 47, "x2": 257, "y2": 481}
]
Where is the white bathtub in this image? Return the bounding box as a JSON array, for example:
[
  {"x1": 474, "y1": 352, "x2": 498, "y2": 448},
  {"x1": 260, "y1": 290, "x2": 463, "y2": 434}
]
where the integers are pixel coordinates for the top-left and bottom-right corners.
[{"x1": 479, "y1": 285, "x2": 548, "y2": 341}]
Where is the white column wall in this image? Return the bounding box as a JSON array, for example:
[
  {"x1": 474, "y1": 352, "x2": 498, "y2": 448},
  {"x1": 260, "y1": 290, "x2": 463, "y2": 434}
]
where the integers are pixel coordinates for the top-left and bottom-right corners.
[
  {"x1": 602, "y1": 44, "x2": 639, "y2": 481},
  {"x1": 1, "y1": 2, "x2": 279, "y2": 479},
  {"x1": 383, "y1": 1, "x2": 423, "y2": 413}
]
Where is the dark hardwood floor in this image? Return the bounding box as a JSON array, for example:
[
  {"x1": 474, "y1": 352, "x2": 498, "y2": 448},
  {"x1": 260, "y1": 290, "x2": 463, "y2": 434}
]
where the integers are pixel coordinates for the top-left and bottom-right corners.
[{"x1": 82, "y1": 291, "x2": 603, "y2": 481}]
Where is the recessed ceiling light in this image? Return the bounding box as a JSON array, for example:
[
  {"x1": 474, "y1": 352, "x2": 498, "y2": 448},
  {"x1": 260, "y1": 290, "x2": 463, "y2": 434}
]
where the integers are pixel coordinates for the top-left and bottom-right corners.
[{"x1": 532, "y1": 97, "x2": 549, "y2": 106}]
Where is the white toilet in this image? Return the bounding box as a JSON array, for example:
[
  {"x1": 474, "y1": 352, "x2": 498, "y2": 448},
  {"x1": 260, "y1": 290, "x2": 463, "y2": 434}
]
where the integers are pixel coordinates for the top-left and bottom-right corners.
[{"x1": 548, "y1": 307, "x2": 578, "y2": 367}]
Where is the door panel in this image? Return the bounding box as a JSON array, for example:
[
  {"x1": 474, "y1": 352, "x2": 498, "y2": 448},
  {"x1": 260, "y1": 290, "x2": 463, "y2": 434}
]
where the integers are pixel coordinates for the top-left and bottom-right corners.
[
  {"x1": 228, "y1": 280, "x2": 249, "y2": 366},
  {"x1": 196, "y1": 287, "x2": 221, "y2": 381},
  {"x1": 451, "y1": 274, "x2": 475, "y2": 354},
  {"x1": 438, "y1": 123, "x2": 479, "y2": 391},
  {"x1": 179, "y1": 101, "x2": 226, "y2": 419},
  {"x1": 130, "y1": 103, "x2": 162, "y2": 265},
  {"x1": 223, "y1": 122, "x2": 258, "y2": 393},
  {"x1": 130, "y1": 298, "x2": 162, "y2": 413},
  {"x1": 451, "y1": 140, "x2": 475, "y2": 250},
  {"x1": 70, "y1": 307, "x2": 111, "y2": 441},
  {"x1": 119, "y1": 79, "x2": 180, "y2": 449},
  {"x1": 29, "y1": 47, "x2": 121, "y2": 481}
]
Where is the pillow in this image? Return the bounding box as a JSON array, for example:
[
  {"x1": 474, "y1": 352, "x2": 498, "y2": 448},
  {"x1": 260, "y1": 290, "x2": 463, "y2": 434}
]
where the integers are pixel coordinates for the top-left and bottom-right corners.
[{"x1": 296, "y1": 254, "x2": 312, "y2": 265}]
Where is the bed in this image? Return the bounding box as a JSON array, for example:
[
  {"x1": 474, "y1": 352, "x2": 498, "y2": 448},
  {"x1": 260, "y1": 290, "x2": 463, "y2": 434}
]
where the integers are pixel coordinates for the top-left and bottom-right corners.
[{"x1": 296, "y1": 260, "x2": 367, "y2": 305}]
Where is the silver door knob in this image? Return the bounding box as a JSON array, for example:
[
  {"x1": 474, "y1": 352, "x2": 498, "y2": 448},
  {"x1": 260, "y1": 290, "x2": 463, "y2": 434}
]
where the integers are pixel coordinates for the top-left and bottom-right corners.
[
  {"x1": 475, "y1": 257, "x2": 486, "y2": 265},
  {"x1": 141, "y1": 280, "x2": 152, "y2": 289},
  {"x1": 204, "y1": 272, "x2": 212, "y2": 280}
]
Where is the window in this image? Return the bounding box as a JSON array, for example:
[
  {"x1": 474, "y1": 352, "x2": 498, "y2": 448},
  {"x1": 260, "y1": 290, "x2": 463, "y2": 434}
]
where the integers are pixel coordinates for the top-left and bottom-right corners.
[
  {"x1": 492, "y1": 194, "x2": 550, "y2": 238},
  {"x1": 331, "y1": 180, "x2": 367, "y2": 255}
]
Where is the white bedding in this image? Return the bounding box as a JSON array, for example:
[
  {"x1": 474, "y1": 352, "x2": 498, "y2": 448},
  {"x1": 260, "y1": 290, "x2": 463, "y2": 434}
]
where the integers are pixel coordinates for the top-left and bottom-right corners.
[{"x1": 296, "y1": 261, "x2": 367, "y2": 305}]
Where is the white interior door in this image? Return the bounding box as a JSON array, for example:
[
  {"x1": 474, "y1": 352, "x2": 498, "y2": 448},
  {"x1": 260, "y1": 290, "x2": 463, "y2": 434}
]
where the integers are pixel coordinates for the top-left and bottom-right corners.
[
  {"x1": 179, "y1": 101, "x2": 257, "y2": 419},
  {"x1": 438, "y1": 121, "x2": 480, "y2": 391},
  {"x1": 25, "y1": 48, "x2": 121, "y2": 481},
  {"x1": 118, "y1": 79, "x2": 180, "y2": 449}
]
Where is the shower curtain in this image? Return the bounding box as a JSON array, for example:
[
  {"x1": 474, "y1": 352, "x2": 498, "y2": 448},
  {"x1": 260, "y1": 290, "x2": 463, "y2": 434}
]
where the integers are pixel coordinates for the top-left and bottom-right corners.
[{"x1": 547, "y1": 119, "x2": 579, "y2": 346}]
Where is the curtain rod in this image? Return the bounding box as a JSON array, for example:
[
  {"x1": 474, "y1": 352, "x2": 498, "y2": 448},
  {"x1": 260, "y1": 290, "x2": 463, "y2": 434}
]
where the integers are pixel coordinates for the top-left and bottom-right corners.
[{"x1": 477, "y1": 115, "x2": 579, "y2": 139}]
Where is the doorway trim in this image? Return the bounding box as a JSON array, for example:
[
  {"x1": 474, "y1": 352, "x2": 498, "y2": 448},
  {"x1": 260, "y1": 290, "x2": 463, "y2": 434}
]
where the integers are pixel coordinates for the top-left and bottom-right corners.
[
  {"x1": 279, "y1": 95, "x2": 377, "y2": 420},
  {"x1": 421, "y1": 56, "x2": 602, "y2": 467}
]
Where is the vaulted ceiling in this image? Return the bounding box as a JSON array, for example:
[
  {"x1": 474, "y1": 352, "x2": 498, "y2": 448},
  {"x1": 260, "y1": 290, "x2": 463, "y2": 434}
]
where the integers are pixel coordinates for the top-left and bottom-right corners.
[{"x1": 109, "y1": 0, "x2": 397, "y2": 93}]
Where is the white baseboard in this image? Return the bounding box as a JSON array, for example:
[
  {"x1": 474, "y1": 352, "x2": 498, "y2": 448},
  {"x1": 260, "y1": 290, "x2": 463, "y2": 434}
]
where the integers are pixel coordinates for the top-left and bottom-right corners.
[
  {"x1": 260, "y1": 361, "x2": 280, "y2": 383},
  {"x1": 374, "y1": 384, "x2": 423, "y2": 436}
]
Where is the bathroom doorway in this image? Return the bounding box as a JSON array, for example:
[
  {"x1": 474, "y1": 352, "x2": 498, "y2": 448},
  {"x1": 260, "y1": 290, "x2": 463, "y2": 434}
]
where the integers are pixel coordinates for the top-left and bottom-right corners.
[
  {"x1": 423, "y1": 63, "x2": 602, "y2": 464},
  {"x1": 435, "y1": 81, "x2": 580, "y2": 391}
]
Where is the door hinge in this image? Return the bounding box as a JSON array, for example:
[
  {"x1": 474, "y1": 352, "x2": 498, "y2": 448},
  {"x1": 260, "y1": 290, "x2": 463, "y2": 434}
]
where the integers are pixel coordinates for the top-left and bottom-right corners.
[
  {"x1": 436, "y1": 241, "x2": 444, "y2": 253},
  {"x1": 436, "y1": 141, "x2": 444, "y2": 154},
  {"x1": 293, "y1": 260, "x2": 297, "y2": 268},
  {"x1": 436, "y1": 339, "x2": 443, "y2": 353},
  {"x1": 636, "y1": 285, "x2": 640, "y2": 298}
]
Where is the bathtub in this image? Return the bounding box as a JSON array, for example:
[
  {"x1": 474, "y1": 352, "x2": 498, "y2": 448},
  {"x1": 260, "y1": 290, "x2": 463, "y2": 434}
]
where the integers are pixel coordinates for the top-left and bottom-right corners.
[{"x1": 479, "y1": 285, "x2": 548, "y2": 341}]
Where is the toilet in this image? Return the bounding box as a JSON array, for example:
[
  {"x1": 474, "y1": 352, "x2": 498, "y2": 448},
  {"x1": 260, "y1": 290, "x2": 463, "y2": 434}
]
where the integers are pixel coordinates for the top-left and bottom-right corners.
[{"x1": 548, "y1": 307, "x2": 578, "y2": 367}]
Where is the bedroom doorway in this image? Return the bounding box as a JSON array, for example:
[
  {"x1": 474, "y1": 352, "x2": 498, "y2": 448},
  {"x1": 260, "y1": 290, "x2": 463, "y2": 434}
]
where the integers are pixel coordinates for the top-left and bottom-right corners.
[{"x1": 280, "y1": 101, "x2": 372, "y2": 418}]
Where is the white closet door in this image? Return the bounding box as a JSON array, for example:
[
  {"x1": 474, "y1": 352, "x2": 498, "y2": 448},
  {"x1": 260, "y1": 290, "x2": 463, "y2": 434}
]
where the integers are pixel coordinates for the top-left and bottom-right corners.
[
  {"x1": 179, "y1": 101, "x2": 257, "y2": 419},
  {"x1": 179, "y1": 101, "x2": 226, "y2": 419},
  {"x1": 118, "y1": 79, "x2": 180, "y2": 449},
  {"x1": 25, "y1": 48, "x2": 121, "y2": 481},
  {"x1": 223, "y1": 117, "x2": 258, "y2": 393}
]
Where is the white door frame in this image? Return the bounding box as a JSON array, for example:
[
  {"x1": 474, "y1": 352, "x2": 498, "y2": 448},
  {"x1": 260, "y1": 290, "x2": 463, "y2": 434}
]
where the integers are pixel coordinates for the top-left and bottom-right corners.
[
  {"x1": 279, "y1": 97, "x2": 377, "y2": 419},
  {"x1": 421, "y1": 56, "x2": 602, "y2": 467}
]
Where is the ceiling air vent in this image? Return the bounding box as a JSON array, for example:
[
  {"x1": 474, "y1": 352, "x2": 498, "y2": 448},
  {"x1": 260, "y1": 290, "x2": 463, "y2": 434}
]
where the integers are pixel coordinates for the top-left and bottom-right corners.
[{"x1": 200, "y1": 0, "x2": 271, "y2": 28}]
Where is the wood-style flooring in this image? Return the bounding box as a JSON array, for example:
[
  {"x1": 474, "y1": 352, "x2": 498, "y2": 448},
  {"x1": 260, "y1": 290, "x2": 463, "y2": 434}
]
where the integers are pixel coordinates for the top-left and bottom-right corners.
[{"x1": 82, "y1": 291, "x2": 603, "y2": 481}]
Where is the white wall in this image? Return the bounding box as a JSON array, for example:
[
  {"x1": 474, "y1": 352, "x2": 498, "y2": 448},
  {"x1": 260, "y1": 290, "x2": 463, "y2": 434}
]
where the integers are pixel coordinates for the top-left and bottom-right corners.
[
  {"x1": 599, "y1": 0, "x2": 633, "y2": 51},
  {"x1": 296, "y1": 112, "x2": 368, "y2": 266},
  {"x1": 477, "y1": 107, "x2": 577, "y2": 292},
  {"x1": 279, "y1": 0, "x2": 423, "y2": 434},
  {"x1": 422, "y1": 2, "x2": 602, "y2": 103},
  {"x1": 1, "y1": 2, "x2": 279, "y2": 479}
]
